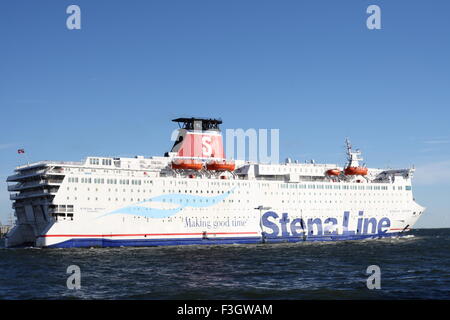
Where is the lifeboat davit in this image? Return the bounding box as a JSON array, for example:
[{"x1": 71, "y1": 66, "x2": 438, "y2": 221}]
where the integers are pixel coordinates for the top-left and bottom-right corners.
[
  {"x1": 344, "y1": 167, "x2": 368, "y2": 175},
  {"x1": 206, "y1": 160, "x2": 235, "y2": 171},
  {"x1": 326, "y1": 169, "x2": 341, "y2": 176},
  {"x1": 171, "y1": 160, "x2": 203, "y2": 170}
]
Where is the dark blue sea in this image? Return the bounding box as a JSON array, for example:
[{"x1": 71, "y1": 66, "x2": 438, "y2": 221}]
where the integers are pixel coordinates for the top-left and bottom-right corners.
[{"x1": 0, "y1": 229, "x2": 449, "y2": 300}]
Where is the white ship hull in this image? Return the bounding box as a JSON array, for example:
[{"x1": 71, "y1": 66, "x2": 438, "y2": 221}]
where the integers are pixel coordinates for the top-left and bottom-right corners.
[{"x1": 13, "y1": 177, "x2": 424, "y2": 248}]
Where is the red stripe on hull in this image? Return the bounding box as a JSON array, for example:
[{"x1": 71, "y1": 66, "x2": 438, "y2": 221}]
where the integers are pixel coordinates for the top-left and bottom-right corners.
[{"x1": 39, "y1": 231, "x2": 259, "y2": 238}]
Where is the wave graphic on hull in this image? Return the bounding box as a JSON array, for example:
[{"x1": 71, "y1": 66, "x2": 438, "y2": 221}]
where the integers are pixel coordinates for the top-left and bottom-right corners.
[{"x1": 99, "y1": 188, "x2": 236, "y2": 219}]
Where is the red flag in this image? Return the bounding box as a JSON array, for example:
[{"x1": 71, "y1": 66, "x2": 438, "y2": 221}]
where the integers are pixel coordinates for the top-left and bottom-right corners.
[{"x1": 17, "y1": 149, "x2": 25, "y2": 154}]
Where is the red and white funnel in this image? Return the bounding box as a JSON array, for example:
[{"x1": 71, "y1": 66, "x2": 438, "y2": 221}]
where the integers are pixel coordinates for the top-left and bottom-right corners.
[{"x1": 170, "y1": 118, "x2": 225, "y2": 160}]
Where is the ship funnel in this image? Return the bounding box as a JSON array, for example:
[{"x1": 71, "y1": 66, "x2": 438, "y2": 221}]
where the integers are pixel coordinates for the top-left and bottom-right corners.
[{"x1": 170, "y1": 117, "x2": 225, "y2": 160}]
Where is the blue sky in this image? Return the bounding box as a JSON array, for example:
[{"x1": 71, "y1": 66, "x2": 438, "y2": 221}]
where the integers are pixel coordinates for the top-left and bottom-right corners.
[{"x1": 0, "y1": 0, "x2": 449, "y2": 227}]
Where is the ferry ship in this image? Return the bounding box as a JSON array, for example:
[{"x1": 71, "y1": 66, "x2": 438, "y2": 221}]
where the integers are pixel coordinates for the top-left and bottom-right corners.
[{"x1": 5, "y1": 118, "x2": 425, "y2": 248}]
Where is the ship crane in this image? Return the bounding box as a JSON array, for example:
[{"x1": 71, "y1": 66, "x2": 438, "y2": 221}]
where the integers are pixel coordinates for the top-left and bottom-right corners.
[{"x1": 343, "y1": 138, "x2": 369, "y2": 179}]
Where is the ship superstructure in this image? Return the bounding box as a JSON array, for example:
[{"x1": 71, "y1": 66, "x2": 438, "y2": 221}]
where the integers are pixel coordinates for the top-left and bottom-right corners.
[{"x1": 5, "y1": 118, "x2": 425, "y2": 248}]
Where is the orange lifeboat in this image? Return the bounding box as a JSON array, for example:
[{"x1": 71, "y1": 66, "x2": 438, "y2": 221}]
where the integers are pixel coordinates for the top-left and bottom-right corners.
[
  {"x1": 206, "y1": 160, "x2": 235, "y2": 171},
  {"x1": 171, "y1": 160, "x2": 203, "y2": 170},
  {"x1": 326, "y1": 169, "x2": 341, "y2": 176},
  {"x1": 344, "y1": 167, "x2": 368, "y2": 175}
]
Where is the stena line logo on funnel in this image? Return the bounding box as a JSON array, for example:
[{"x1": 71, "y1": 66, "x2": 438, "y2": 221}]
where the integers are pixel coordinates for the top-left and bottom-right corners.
[
  {"x1": 171, "y1": 129, "x2": 225, "y2": 159},
  {"x1": 262, "y1": 211, "x2": 391, "y2": 237}
]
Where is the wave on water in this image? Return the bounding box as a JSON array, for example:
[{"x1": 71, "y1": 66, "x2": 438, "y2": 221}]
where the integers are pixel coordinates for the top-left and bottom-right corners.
[{"x1": 0, "y1": 229, "x2": 449, "y2": 299}]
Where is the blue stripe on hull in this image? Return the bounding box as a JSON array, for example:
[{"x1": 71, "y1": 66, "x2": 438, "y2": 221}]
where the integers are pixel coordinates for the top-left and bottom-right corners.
[
  {"x1": 264, "y1": 232, "x2": 400, "y2": 243},
  {"x1": 47, "y1": 232, "x2": 402, "y2": 248}
]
